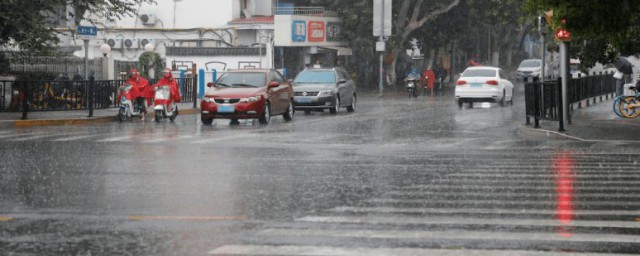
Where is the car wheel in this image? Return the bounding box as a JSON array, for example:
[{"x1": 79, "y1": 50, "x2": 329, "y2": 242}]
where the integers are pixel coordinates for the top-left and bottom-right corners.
[
  {"x1": 500, "y1": 90, "x2": 506, "y2": 107},
  {"x1": 458, "y1": 100, "x2": 463, "y2": 109},
  {"x1": 330, "y1": 96, "x2": 339, "y2": 114},
  {"x1": 283, "y1": 100, "x2": 294, "y2": 121},
  {"x1": 201, "y1": 116, "x2": 213, "y2": 125},
  {"x1": 230, "y1": 119, "x2": 240, "y2": 125},
  {"x1": 259, "y1": 102, "x2": 271, "y2": 124},
  {"x1": 469, "y1": 102, "x2": 474, "y2": 108},
  {"x1": 346, "y1": 94, "x2": 356, "y2": 112}
]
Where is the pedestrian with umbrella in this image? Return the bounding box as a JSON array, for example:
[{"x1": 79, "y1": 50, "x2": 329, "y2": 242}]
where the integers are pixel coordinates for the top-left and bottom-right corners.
[{"x1": 613, "y1": 57, "x2": 634, "y2": 97}]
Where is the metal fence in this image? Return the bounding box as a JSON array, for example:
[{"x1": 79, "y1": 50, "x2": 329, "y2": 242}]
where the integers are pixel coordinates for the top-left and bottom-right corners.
[
  {"x1": 2, "y1": 76, "x2": 198, "y2": 119},
  {"x1": 525, "y1": 73, "x2": 616, "y2": 131}
]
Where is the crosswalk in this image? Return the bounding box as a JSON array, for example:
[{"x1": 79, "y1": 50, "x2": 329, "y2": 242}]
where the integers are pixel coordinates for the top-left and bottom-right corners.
[{"x1": 208, "y1": 152, "x2": 640, "y2": 255}]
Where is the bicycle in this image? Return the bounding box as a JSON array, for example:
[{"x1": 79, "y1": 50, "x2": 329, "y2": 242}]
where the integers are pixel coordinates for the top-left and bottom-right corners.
[{"x1": 613, "y1": 84, "x2": 640, "y2": 118}]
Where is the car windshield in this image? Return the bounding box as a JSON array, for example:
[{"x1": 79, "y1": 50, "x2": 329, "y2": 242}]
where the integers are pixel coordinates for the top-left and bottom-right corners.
[
  {"x1": 462, "y1": 69, "x2": 496, "y2": 77},
  {"x1": 293, "y1": 70, "x2": 336, "y2": 84},
  {"x1": 216, "y1": 72, "x2": 265, "y2": 88},
  {"x1": 519, "y1": 60, "x2": 540, "y2": 68}
]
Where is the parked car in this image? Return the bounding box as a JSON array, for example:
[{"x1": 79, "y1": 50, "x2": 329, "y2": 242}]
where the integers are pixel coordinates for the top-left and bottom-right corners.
[
  {"x1": 516, "y1": 59, "x2": 548, "y2": 81},
  {"x1": 455, "y1": 66, "x2": 514, "y2": 108},
  {"x1": 292, "y1": 67, "x2": 356, "y2": 114},
  {"x1": 200, "y1": 69, "x2": 294, "y2": 125}
]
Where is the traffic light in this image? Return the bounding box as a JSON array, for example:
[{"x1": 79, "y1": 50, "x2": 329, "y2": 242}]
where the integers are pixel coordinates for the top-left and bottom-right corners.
[
  {"x1": 555, "y1": 28, "x2": 571, "y2": 41},
  {"x1": 554, "y1": 19, "x2": 571, "y2": 41}
]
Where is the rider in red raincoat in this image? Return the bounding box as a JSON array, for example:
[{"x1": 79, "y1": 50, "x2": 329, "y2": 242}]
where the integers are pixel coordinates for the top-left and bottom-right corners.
[
  {"x1": 153, "y1": 68, "x2": 182, "y2": 103},
  {"x1": 120, "y1": 69, "x2": 151, "y2": 119}
]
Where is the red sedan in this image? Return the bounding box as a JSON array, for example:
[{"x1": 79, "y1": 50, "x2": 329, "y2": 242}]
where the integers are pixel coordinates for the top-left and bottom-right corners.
[{"x1": 201, "y1": 69, "x2": 294, "y2": 125}]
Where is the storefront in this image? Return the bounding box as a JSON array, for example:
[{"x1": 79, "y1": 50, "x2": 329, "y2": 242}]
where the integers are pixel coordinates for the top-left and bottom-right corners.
[{"x1": 274, "y1": 14, "x2": 351, "y2": 79}]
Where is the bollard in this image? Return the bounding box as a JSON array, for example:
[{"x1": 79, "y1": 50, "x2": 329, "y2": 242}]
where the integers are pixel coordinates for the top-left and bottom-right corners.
[
  {"x1": 21, "y1": 81, "x2": 28, "y2": 120},
  {"x1": 88, "y1": 76, "x2": 94, "y2": 117},
  {"x1": 557, "y1": 77, "x2": 565, "y2": 132},
  {"x1": 193, "y1": 73, "x2": 198, "y2": 109}
]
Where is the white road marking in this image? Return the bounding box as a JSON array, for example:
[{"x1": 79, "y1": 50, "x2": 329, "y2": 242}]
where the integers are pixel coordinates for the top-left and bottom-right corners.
[
  {"x1": 96, "y1": 136, "x2": 132, "y2": 142},
  {"x1": 328, "y1": 206, "x2": 640, "y2": 216},
  {"x1": 208, "y1": 245, "x2": 629, "y2": 256},
  {"x1": 295, "y1": 215, "x2": 640, "y2": 229},
  {"x1": 366, "y1": 198, "x2": 640, "y2": 206}
]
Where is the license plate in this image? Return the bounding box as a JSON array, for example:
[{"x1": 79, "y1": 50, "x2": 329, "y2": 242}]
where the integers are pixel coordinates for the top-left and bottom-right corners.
[
  {"x1": 217, "y1": 105, "x2": 235, "y2": 113},
  {"x1": 471, "y1": 83, "x2": 482, "y2": 87},
  {"x1": 296, "y1": 97, "x2": 312, "y2": 103}
]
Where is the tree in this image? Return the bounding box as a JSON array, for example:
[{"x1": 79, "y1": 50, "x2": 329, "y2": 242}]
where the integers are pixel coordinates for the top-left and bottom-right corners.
[
  {"x1": 526, "y1": 0, "x2": 640, "y2": 68},
  {"x1": 0, "y1": 0, "x2": 155, "y2": 55},
  {"x1": 387, "y1": 0, "x2": 460, "y2": 83}
]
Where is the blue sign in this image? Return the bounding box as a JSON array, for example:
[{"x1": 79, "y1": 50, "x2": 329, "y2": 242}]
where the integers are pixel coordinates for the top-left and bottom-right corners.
[
  {"x1": 292, "y1": 20, "x2": 306, "y2": 42},
  {"x1": 76, "y1": 26, "x2": 97, "y2": 39}
]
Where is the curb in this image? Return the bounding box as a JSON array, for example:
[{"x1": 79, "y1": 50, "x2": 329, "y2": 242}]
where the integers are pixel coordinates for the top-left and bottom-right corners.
[
  {"x1": 2, "y1": 108, "x2": 199, "y2": 128},
  {"x1": 517, "y1": 125, "x2": 584, "y2": 141}
]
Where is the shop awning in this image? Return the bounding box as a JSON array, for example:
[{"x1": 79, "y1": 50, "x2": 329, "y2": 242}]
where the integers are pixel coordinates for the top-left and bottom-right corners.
[{"x1": 320, "y1": 46, "x2": 353, "y2": 56}]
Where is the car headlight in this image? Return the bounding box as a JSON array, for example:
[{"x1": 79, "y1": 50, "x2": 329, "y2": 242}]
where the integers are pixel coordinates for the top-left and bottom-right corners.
[
  {"x1": 240, "y1": 96, "x2": 261, "y2": 103},
  {"x1": 204, "y1": 97, "x2": 213, "y2": 103},
  {"x1": 318, "y1": 90, "x2": 333, "y2": 97}
]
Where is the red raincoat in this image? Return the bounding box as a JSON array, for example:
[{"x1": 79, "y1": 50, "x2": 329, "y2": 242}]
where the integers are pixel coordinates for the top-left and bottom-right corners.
[
  {"x1": 153, "y1": 73, "x2": 181, "y2": 103},
  {"x1": 422, "y1": 69, "x2": 435, "y2": 89},
  {"x1": 118, "y1": 72, "x2": 151, "y2": 102}
]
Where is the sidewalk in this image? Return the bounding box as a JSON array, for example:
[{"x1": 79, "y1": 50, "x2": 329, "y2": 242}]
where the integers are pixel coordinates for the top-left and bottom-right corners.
[
  {"x1": 0, "y1": 102, "x2": 199, "y2": 129},
  {"x1": 519, "y1": 97, "x2": 640, "y2": 142}
]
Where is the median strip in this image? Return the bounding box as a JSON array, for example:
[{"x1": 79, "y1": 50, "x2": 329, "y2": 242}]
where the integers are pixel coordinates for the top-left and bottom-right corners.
[{"x1": 128, "y1": 215, "x2": 248, "y2": 221}]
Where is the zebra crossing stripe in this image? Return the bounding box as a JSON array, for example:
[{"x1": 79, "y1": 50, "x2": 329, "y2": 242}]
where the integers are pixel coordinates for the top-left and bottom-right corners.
[
  {"x1": 295, "y1": 215, "x2": 640, "y2": 229},
  {"x1": 257, "y1": 228, "x2": 640, "y2": 243},
  {"x1": 52, "y1": 134, "x2": 99, "y2": 141},
  {"x1": 367, "y1": 198, "x2": 640, "y2": 206},
  {"x1": 384, "y1": 191, "x2": 640, "y2": 198},
  {"x1": 327, "y1": 206, "x2": 640, "y2": 216},
  {"x1": 208, "y1": 244, "x2": 630, "y2": 256},
  {"x1": 400, "y1": 184, "x2": 640, "y2": 191},
  {"x1": 448, "y1": 173, "x2": 640, "y2": 178},
  {"x1": 96, "y1": 136, "x2": 132, "y2": 142}
]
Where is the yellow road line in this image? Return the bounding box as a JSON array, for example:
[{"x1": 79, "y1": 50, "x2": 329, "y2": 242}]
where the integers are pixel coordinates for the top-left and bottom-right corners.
[
  {"x1": 0, "y1": 216, "x2": 13, "y2": 221},
  {"x1": 128, "y1": 215, "x2": 248, "y2": 221}
]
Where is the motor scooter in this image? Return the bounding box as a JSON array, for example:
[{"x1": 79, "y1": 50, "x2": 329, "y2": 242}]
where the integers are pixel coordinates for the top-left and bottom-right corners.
[
  {"x1": 153, "y1": 85, "x2": 178, "y2": 122},
  {"x1": 117, "y1": 83, "x2": 148, "y2": 121},
  {"x1": 405, "y1": 76, "x2": 419, "y2": 98}
]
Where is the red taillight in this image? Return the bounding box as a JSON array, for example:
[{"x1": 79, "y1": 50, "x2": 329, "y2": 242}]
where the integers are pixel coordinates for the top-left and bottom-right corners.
[
  {"x1": 486, "y1": 80, "x2": 499, "y2": 86},
  {"x1": 456, "y1": 80, "x2": 467, "y2": 85}
]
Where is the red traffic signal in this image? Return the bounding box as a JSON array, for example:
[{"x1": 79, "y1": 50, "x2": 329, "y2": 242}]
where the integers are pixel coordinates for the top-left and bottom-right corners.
[{"x1": 555, "y1": 28, "x2": 571, "y2": 41}]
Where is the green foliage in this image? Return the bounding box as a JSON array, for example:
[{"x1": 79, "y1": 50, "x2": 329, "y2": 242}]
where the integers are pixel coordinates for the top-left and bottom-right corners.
[
  {"x1": 0, "y1": 0, "x2": 156, "y2": 55},
  {"x1": 138, "y1": 52, "x2": 165, "y2": 78},
  {"x1": 526, "y1": 0, "x2": 640, "y2": 68}
]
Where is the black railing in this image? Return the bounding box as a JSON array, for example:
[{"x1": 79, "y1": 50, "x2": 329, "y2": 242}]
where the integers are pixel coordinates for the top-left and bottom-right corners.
[
  {"x1": 2, "y1": 76, "x2": 197, "y2": 119},
  {"x1": 525, "y1": 73, "x2": 616, "y2": 131}
]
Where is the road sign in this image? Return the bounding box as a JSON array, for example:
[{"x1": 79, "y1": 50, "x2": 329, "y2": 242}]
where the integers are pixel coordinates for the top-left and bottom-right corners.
[
  {"x1": 76, "y1": 26, "x2": 97, "y2": 39},
  {"x1": 373, "y1": 0, "x2": 392, "y2": 37}
]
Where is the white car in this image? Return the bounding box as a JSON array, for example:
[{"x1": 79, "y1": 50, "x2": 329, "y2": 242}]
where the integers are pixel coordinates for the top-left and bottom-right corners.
[
  {"x1": 455, "y1": 66, "x2": 514, "y2": 108},
  {"x1": 516, "y1": 59, "x2": 548, "y2": 81}
]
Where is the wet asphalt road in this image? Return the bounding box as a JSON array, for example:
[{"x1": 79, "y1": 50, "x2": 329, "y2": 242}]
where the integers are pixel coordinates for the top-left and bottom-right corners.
[{"x1": 2, "y1": 84, "x2": 640, "y2": 255}]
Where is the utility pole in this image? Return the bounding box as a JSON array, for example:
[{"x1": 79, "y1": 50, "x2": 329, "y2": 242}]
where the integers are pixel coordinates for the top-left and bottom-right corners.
[{"x1": 373, "y1": 0, "x2": 391, "y2": 97}]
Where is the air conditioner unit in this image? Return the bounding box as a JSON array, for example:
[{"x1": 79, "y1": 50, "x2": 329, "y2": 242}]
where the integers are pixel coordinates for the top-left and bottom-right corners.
[
  {"x1": 139, "y1": 13, "x2": 157, "y2": 25},
  {"x1": 123, "y1": 38, "x2": 139, "y2": 49},
  {"x1": 106, "y1": 38, "x2": 122, "y2": 49},
  {"x1": 139, "y1": 38, "x2": 156, "y2": 48}
]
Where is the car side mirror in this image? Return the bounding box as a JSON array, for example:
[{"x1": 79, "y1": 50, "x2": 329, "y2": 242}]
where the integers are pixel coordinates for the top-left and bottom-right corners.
[
  {"x1": 269, "y1": 81, "x2": 280, "y2": 88},
  {"x1": 206, "y1": 82, "x2": 214, "y2": 88}
]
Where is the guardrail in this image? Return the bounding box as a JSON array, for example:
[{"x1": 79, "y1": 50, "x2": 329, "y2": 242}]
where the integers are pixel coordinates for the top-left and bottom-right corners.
[
  {"x1": 525, "y1": 73, "x2": 615, "y2": 131},
  {"x1": 2, "y1": 76, "x2": 197, "y2": 119}
]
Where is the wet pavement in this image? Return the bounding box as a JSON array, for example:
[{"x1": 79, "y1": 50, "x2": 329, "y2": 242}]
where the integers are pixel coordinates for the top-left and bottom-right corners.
[{"x1": 1, "y1": 84, "x2": 640, "y2": 255}]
